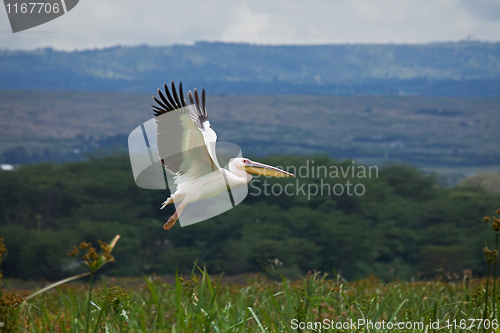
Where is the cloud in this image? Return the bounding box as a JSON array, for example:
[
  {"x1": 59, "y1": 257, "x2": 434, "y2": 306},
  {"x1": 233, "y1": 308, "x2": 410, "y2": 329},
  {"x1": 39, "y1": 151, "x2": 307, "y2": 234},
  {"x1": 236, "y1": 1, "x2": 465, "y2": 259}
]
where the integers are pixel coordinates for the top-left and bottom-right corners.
[
  {"x1": 459, "y1": 0, "x2": 500, "y2": 22},
  {"x1": 220, "y1": 6, "x2": 270, "y2": 43},
  {"x1": 0, "y1": 0, "x2": 499, "y2": 50}
]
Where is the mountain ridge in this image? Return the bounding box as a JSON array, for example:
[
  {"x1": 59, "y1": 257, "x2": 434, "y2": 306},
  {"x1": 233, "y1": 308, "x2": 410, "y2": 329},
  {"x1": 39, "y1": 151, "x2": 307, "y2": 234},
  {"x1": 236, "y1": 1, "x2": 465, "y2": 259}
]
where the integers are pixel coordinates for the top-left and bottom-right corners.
[{"x1": 1, "y1": 41, "x2": 500, "y2": 96}]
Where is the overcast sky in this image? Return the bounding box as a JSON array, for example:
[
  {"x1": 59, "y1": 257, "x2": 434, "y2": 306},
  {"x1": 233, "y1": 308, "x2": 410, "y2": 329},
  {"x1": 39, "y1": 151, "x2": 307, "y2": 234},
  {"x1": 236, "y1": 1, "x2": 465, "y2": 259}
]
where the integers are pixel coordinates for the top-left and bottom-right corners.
[{"x1": 1, "y1": 0, "x2": 500, "y2": 50}]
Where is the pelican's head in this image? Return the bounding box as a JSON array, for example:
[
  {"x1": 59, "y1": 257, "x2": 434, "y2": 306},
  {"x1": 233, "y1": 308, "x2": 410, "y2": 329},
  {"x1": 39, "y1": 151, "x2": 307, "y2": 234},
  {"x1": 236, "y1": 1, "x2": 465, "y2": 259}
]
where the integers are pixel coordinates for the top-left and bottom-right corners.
[{"x1": 231, "y1": 158, "x2": 295, "y2": 178}]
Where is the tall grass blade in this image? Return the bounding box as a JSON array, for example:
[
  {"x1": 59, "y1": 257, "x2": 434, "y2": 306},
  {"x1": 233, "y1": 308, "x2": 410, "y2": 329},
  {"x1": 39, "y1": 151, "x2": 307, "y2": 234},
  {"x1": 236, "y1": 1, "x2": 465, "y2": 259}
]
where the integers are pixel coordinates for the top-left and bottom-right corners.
[
  {"x1": 248, "y1": 307, "x2": 265, "y2": 333},
  {"x1": 24, "y1": 272, "x2": 91, "y2": 301}
]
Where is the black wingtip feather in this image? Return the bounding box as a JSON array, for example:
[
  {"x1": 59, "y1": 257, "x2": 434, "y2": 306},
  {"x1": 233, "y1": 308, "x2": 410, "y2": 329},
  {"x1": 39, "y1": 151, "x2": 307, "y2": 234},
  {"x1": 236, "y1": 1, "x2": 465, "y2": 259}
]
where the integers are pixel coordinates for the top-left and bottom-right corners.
[
  {"x1": 164, "y1": 83, "x2": 177, "y2": 108},
  {"x1": 194, "y1": 89, "x2": 201, "y2": 114},
  {"x1": 171, "y1": 81, "x2": 181, "y2": 108},
  {"x1": 153, "y1": 96, "x2": 169, "y2": 111},
  {"x1": 202, "y1": 89, "x2": 206, "y2": 115},
  {"x1": 152, "y1": 81, "x2": 209, "y2": 123},
  {"x1": 188, "y1": 90, "x2": 195, "y2": 106},
  {"x1": 179, "y1": 82, "x2": 187, "y2": 107},
  {"x1": 158, "y1": 89, "x2": 174, "y2": 110}
]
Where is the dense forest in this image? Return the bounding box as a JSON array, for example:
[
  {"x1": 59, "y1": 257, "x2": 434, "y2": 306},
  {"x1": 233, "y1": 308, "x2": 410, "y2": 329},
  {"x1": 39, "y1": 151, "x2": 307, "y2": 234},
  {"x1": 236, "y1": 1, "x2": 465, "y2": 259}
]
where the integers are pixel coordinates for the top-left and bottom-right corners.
[
  {"x1": 0, "y1": 153, "x2": 498, "y2": 282},
  {"x1": 1, "y1": 42, "x2": 500, "y2": 96}
]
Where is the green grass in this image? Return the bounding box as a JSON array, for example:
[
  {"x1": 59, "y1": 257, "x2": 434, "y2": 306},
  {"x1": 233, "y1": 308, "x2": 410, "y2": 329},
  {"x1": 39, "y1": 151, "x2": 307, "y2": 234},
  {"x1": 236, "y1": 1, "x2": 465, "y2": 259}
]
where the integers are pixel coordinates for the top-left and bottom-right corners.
[{"x1": 2, "y1": 270, "x2": 500, "y2": 332}]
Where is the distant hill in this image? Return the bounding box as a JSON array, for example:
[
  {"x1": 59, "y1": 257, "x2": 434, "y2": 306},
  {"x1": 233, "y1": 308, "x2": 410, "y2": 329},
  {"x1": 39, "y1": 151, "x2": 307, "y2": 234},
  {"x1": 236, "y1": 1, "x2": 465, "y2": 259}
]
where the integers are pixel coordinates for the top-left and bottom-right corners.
[
  {"x1": 1, "y1": 90, "x2": 500, "y2": 186},
  {"x1": 1, "y1": 42, "x2": 500, "y2": 96}
]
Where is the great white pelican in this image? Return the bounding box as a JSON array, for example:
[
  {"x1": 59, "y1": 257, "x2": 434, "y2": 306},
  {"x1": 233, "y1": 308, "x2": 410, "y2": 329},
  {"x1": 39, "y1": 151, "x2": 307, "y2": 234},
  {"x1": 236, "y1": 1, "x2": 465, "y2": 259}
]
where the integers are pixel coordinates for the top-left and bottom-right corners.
[{"x1": 152, "y1": 81, "x2": 295, "y2": 230}]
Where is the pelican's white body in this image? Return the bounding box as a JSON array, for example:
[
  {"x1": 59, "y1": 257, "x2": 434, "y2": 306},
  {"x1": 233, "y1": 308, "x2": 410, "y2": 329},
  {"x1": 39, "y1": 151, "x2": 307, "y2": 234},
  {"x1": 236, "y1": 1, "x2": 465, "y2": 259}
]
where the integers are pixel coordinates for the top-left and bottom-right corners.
[{"x1": 164, "y1": 158, "x2": 251, "y2": 207}]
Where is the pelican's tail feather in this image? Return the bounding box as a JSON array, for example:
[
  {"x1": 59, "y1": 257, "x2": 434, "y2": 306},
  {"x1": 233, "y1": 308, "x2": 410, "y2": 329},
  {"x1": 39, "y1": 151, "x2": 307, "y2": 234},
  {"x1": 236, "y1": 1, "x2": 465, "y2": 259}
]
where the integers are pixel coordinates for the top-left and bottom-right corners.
[{"x1": 160, "y1": 197, "x2": 174, "y2": 210}]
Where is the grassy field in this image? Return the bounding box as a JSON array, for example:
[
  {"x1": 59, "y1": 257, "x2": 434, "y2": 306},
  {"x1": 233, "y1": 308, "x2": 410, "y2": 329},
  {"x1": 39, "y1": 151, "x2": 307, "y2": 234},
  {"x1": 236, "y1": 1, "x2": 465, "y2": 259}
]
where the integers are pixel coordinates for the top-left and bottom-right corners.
[
  {"x1": 2, "y1": 269, "x2": 499, "y2": 332},
  {"x1": 2, "y1": 224, "x2": 500, "y2": 333}
]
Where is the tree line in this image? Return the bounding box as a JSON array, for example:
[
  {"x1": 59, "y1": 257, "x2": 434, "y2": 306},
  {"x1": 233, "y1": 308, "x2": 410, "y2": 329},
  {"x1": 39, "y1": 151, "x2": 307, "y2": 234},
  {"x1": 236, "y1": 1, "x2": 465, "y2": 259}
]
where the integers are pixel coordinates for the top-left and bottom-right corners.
[{"x1": 0, "y1": 153, "x2": 498, "y2": 281}]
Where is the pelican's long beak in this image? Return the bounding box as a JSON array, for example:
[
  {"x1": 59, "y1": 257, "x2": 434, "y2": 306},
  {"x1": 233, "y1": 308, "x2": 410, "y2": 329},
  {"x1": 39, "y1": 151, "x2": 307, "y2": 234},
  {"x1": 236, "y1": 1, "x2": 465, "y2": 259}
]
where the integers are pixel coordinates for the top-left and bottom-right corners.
[{"x1": 243, "y1": 160, "x2": 295, "y2": 178}]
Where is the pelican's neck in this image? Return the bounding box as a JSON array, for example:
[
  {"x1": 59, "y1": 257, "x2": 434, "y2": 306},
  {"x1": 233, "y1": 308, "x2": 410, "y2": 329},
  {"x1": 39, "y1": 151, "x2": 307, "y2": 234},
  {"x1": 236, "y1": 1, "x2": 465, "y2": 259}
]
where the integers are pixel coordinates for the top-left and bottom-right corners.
[{"x1": 200, "y1": 123, "x2": 220, "y2": 169}]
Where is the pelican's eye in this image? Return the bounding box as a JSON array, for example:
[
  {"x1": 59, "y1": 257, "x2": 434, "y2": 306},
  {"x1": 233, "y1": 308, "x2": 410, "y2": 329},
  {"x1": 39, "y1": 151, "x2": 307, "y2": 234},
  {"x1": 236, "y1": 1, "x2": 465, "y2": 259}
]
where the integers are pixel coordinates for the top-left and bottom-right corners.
[
  {"x1": 209, "y1": 125, "x2": 213, "y2": 129},
  {"x1": 243, "y1": 159, "x2": 249, "y2": 164}
]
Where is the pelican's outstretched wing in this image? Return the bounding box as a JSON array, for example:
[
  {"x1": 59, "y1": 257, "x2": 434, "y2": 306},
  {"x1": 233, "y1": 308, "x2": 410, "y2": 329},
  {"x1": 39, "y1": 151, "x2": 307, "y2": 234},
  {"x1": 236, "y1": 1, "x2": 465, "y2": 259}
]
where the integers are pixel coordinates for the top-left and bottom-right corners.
[{"x1": 152, "y1": 81, "x2": 219, "y2": 190}]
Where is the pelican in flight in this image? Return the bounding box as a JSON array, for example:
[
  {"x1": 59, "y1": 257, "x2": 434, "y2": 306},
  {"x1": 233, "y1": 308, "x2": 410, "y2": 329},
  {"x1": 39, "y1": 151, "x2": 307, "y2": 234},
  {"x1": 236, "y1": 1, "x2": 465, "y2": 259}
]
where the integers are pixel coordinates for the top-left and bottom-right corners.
[{"x1": 152, "y1": 81, "x2": 294, "y2": 230}]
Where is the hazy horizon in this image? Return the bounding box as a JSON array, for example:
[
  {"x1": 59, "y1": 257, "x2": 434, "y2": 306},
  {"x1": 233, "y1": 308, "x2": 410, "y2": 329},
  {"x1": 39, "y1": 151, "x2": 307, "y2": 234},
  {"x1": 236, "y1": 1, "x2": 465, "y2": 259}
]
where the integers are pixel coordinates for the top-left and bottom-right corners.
[{"x1": 2, "y1": 38, "x2": 499, "y2": 53}]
